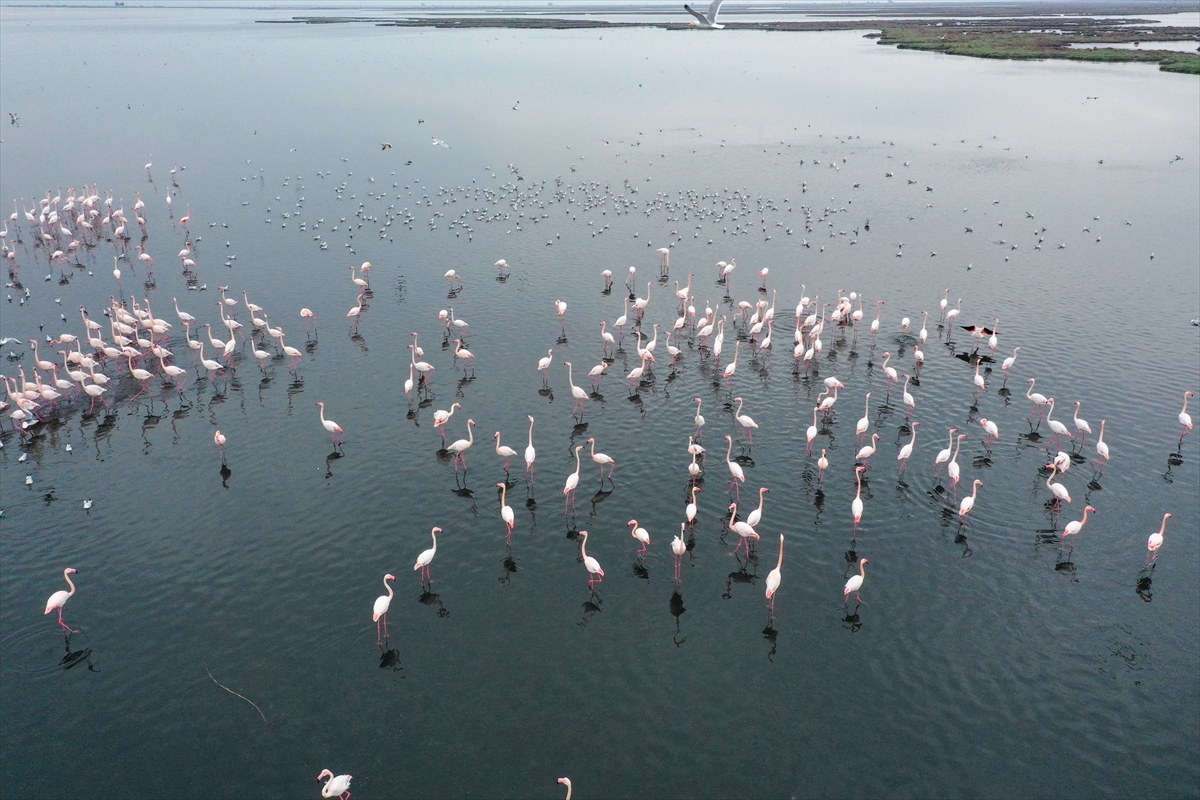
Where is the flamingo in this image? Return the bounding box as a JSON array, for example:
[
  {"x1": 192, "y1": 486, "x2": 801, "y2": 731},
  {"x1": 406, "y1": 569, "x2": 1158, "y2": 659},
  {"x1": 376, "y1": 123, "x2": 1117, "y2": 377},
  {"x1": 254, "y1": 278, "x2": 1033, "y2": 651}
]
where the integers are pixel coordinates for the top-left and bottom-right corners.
[
  {"x1": 413, "y1": 527, "x2": 441, "y2": 587},
  {"x1": 817, "y1": 449, "x2": 829, "y2": 487},
  {"x1": 959, "y1": 479, "x2": 983, "y2": 518},
  {"x1": 1046, "y1": 399, "x2": 1070, "y2": 448},
  {"x1": 856, "y1": 392, "x2": 872, "y2": 437},
  {"x1": 446, "y1": 419, "x2": 476, "y2": 472},
  {"x1": 587, "y1": 438, "x2": 615, "y2": 484},
  {"x1": 1046, "y1": 464, "x2": 1071, "y2": 505},
  {"x1": 1147, "y1": 513, "x2": 1171, "y2": 563},
  {"x1": 897, "y1": 421, "x2": 919, "y2": 467},
  {"x1": 881, "y1": 352, "x2": 898, "y2": 386},
  {"x1": 433, "y1": 402, "x2": 461, "y2": 445},
  {"x1": 765, "y1": 534, "x2": 784, "y2": 613},
  {"x1": 558, "y1": 777, "x2": 573, "y2": 800},
  {"x1": 724, "y1": 435, "x2": 745, "y2": 496},
  {"x1": 44, "y1": 568, "x2": 78, "y2": 631},
  {"x1": 524, "y1": 415, "x2": 536, "y2": 478},
  {"x1": 844, "y1": 558, "x2": 868, "y2": 604},
  {"x1": 672, "y1": 523, "x2": 687, "y2": 582},
  {"x1": 1061, "y1": 506, "x2": 1095, "y2": 549},
  {"x1": 1002, "y1": 347, "x2": 1021, "y2": 372},
  {"x1": 497, "y1": 482, "x2": 515, "y2": 533},
  {"x1": 614, "y1": 297, "x2": 629, "y2": 341},
  {"x1": 919, "y1": 311, "x2": 929, "y2": 343},
  {"x1": 563, "y1": 444, "x2": 583, "y2": 509},
  {"x1": 807, "y1": 406, "x2": 821, "y2": 447},
  {"x1": 565, "y1": 362, "x2": 588, "y2": 417},
  {"x1": 301, "y1": 308, "x2": 317, "y2": 334},
  {"x1": 979, "y1": 418, "x2": 999, "y2": 441},
  {"x1": 855, "y1": 433, "x2": 880, "y2": 467},
  {"x1": 628, "y1": 519, "x2": 650, "y2": 554},
  {"x1": 870, "y1": 300, "x2": 883, "y2": 334},
  {"x1": 600, "y1": 321, "x2": 615, "y2": 354},
  {"x1": 537, "y1": 349, "x2": 554, "y2": 385},
  {"x1": 723, "y1": 340, "x2": 740, "y2": 379},
  {"x1": 947, "y1": 434, "x2": 966, "y2": 485},
  {"x1": 1180, "y1": 391, "x2": 1194, "y2": 437},
  {"x1": 935, "y1": 427, "x2": 958, "y2": 470},
  {"x1": 1026, "y1": 378, "x2": 1049, "y2": 419},
  {"x1": 1072, "y1": 401, "x2": 1092, "y2": 442},
  {"x1": 727, "y1": 502, "x2": 760, "y2": 553},
  {"x1": 453, "y1": 339, "x2": 475, "y2": 374},
  {"x1": 578, "y1": 530, "x2": 604, "y2": 589},
  {"x1": 318, "y1": 770, "x2": 352, "y2": 800},
  {"x1": 1095, "y1": 420, "x2": 1110, "y2": 461},
  {"x1": 902, "y1": 374, "x2": 916, "y2": 413},
  {"x1": 733, "y1": 396, "x2": 758, "y2": 443},
  {"x1": 939, "y1": 289, "x2": 950, "y2": 319},
  {"x1": 494, "y1": 431, "x2": 518, "y2": 472},
  {"x1": 316, "y1": 402, "x2": 343, "y2": 445},
  {"x1": 852, "y1": 465, "x2": 865, "y2": 526},
  {"x1": 694, "y1": 397, "x2": 706, "y2": 433},
  {"x1": 972, "y1": 362, "x2": 985, "y2": 393},
  {"x1": 944, "y1": 298, "x2": 963, "y2": 323},
  {"x1": 746, "y1": 486, "x2": 769, "y2": 528},
  {"x1": 626, "y1": 352, "x2": 650, "y2": 387},
  {"x1": 372, "y1": 574, "x2": 395, "y2": 644},
  {"x1": 685, "y1": 486, "x2": 700, "y2": 527},
  {"x1": 197, "y1": 342, "x2": 225, "y2": 379}
]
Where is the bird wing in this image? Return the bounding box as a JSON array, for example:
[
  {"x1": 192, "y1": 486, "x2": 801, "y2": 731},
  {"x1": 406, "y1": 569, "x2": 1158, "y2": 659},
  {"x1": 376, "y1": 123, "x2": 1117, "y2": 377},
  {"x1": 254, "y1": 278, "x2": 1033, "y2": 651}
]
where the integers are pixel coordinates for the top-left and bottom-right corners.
[
  {"x1": 706, "y1": 0, "x2": 725, "y2": 23},
  {"x1": 683, "y1": 4, "x2": 709, "y2": 25}
]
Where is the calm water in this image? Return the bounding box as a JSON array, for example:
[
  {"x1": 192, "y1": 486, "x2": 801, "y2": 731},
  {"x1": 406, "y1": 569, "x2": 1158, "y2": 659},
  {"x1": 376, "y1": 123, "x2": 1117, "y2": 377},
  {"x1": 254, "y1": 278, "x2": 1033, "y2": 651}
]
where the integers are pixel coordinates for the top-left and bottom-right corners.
[{"x1": 1, "y1": 8, "x2": 1198, "y2": 799}]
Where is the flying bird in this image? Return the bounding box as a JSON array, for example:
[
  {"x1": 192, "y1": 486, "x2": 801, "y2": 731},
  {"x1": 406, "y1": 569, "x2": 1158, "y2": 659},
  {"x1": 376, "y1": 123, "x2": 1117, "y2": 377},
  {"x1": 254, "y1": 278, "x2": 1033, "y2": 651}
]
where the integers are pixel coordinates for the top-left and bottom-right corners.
[{"x1": 684, "y1": 0, "x2": 725, "y2": 28}]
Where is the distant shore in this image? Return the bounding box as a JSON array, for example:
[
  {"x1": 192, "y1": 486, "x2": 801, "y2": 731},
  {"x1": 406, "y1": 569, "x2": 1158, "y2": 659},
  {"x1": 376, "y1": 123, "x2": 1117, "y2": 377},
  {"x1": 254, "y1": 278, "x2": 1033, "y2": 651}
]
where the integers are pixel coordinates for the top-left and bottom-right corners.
[{"x1": 260, "y1": 1, "x2": 1199, "y2": 74}]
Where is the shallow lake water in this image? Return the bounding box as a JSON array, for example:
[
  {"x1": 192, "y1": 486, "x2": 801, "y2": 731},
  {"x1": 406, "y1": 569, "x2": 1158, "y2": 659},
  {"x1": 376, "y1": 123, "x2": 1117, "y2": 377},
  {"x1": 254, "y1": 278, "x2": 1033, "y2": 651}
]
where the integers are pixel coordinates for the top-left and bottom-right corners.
[{"x1": 1, "y1": 7, "x2": 1198, "y2": 799}]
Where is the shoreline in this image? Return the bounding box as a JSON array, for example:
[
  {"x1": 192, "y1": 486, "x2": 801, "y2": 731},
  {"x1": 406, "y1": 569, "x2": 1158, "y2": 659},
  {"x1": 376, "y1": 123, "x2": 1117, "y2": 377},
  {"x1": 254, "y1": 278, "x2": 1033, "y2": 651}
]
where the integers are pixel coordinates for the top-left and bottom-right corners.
[{"x1": 257, "y1": 2, "x2": 1200, "y2": 74}]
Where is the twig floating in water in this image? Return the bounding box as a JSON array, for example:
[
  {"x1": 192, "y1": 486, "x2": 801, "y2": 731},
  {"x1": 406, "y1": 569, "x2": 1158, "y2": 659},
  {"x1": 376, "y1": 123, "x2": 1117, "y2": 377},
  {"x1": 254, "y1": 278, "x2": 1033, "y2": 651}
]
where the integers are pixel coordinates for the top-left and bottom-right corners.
[{"x1": 204, "y1": 662, "x2": 266, "y2": 723}]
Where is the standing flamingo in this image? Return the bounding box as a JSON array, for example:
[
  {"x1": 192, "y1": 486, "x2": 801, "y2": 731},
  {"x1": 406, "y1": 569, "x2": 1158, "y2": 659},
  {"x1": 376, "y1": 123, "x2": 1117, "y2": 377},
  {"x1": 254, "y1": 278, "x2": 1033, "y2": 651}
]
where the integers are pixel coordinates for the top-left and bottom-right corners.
[
  {"x1": 628, "y1": 519, "x2": 650, "y2": 555},
  {"x1": 563, "y1": 444, "x2": 583, "y2": 510},
  {"x1": 493, "y1": 431, "x2": 518, "y2": 472},
  {"x1": 44, "y1": 568, "x2": 78, "y2": 631},
  {"x1": 1095, "y1": 420, "x2": 1110, "y2": 462},
  {"x1": 372, "y1": 573, "x2": 395, "y2": 644},
  {"x1": 727, "y1": 502, "x2": 760, "y2": 554},
  {"x1": 765, "y1": 535, "x2": 784, "y2": 615},
  {"x1": 693, "y1": 397, "x2": 706, "y2": 434},
  {"x1": 316, "y1": 402, "x2": 343, "y2": 446},
  {"x1": 733, "y1": 396, "x2": 758, "y2": 443},
  {"x1": 1060, "y1": 506, "x2": 1095, "y2": 550},
  {"x1": 564, "y1": 362, "x2": 588, "y2": 418},
  {"x1": 685, "y1": 485, "x2": 700, "y2": 527},
  {"x1": 1146, "y1": 513, "x2": 1171, "y2": 564},
  {"x1": 746, "y1": 486, "x2": 769, "y2": 528},
  {"x1": 433, "y1": 402, "x2": 461, "y2": 446},
  {"x1": 1046, "y1": 464, "x2": 1071, "y2": 505},
  {"x1": 446, "y1": 420, "x2": 476, "y2": 472},
  {"x1": 852, "y1": 465, "x2": 865, "y2": 527},
  {"x1": 672, "y1": 523, "x2": 686, "y2": 583},
  {"x1": 959, "y1": 479, "x2": 983, "y2": 519},
  {"x1": 897, "y1": 421, "x2": 919, "y2": 469},
  {"x1": 947, "y1": 434, "x2": 966, "y2": 486},
  {"x1": 1026, "y1": 378, "x2": 1049, "y2": 419},
  {"x1": 1045, "y1": 399, "x2": 1070, "y2": 449},
  {"x1": 317, "y1": 770, "x2": 352, "y2": 800},
  {"x1": 1180, "y1": 391, "x2": 1194, "y2": 438},
  {"x1": 413, "y1": 527, "x2": 441, "y2": 588},
  {"x1": 578, "y1": 530, "x2": 604, "y2": 590},
  {"x1": 724, "y1": 435, "x2": 745, "y2": 498},
  {"x1": 524, "y1": 415, "x2": 537, "y2": 480},
  {"x1": 844, "y1": 558, "x2": 868, "y2": 604},
  {"x1": 587, "y1": 438, "x2": 615, "y2": 484},
  {"x1": 935, "y1": 427, "x2": 958, "y2": 471},
  {"x1": 497, "y1": 483, "x2": 515, "y2": 534},
  {"x1": 1072, "y1": 401, "x2": 1092, "y2": 443},
  {"x1": 214, "y1": 430, "x2": 227, "y2": 462},
  {"x1": 856, "y1": 392, "x2": 871, "y2": 437}
]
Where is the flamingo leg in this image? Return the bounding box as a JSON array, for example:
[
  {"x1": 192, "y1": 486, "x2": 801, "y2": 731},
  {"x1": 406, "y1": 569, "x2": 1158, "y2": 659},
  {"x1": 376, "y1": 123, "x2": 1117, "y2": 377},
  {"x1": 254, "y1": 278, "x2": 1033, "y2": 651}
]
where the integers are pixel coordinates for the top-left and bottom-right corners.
[{"x1": 57, "y1": 608, "x2": 76, "y2": 633}]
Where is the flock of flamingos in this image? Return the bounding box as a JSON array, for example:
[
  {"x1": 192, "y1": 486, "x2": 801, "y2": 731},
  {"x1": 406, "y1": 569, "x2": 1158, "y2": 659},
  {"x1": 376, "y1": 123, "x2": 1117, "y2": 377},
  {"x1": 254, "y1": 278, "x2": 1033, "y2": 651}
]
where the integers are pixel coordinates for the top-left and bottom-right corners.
[{"x1": 3, "y1": 182, "x2": 1193, "y2": 800}]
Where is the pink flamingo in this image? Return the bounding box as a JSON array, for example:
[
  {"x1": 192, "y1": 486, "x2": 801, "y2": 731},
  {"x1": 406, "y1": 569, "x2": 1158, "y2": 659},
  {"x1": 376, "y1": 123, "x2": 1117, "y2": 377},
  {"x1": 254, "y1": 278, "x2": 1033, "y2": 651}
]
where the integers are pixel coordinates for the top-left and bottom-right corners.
[
  {"x1": 317, "y1": 770, "x2": 352, "y2": 800},
  {"x1": 579, "y1": 530, "x2": 604, "y2": 590},
  {"x1": 844, "y1": 558, "x2": 868, "y2": 604},
  {"x1": 765, "y1": 534, "x2": 784, "y2": 616},
  {"x1": 1147, "y1": 513, "x2": 1171, "y2": 564},
  {"x1": 316, "y1": 402, "x2": 343, "y2": 445},
  {"x1": 413, "y1": 527, "x2": 441, "y2": 588},
  {"x1": 497, "y1": 483, "x2": 515, "y2": 535},
  {"x1": 44, "y1": 568, "x2": 78, "y2": 631},
  {"x1": 372, "y1": 573, "x2": 395, "y2": 645},
  {"x1": 628, "y1": 519, "x2": 650, "y2": 555},
  {"x1": 1061, "y1": 505, "x2": 1095, "y2": 551}
]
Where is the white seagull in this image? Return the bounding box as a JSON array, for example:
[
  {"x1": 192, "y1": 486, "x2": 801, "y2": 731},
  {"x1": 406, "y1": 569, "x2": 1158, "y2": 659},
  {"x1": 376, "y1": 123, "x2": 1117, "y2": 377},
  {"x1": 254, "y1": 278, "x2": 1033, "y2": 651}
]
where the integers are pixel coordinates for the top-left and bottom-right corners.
[{"x1": 684, "y1": 0, "x2": 725, "y2": 28}]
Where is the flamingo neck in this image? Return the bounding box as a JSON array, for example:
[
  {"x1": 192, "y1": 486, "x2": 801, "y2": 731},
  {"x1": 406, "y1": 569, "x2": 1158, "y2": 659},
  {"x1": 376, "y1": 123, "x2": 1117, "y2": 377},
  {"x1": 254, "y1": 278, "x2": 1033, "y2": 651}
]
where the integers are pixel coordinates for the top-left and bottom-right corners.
[
  {"x1": 859, "y1": 560, "x2": 867, "y2": 578},
  {"x1": 579, "y1": 532, "x2": 589, "y2": 558},
  {"x1": 1158, "y1": 515, "x2": 1170, "y2": 535},
  {"x1": 726, "y1": 438, "x2": 733, "y2": 460},
  {"x1": 384, "y1": 575, "x2": 393, "y2": 599},
  {"x1": 1184, "y1": 394, "x2": 1192, "y2": 414},
  {"x1": 776, "y1": 537, "x2": 784, "y2": 569},
  {"x1": 64, "y1": 570, "x2": 76, "y2": 596}
]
